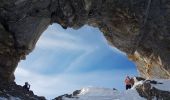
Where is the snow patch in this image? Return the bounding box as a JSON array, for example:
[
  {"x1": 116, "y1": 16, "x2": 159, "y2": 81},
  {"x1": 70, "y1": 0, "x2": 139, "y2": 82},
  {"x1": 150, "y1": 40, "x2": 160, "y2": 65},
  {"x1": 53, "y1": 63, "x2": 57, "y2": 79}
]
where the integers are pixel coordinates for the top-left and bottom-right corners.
[
  {"x1": 131, "y1": 80, "x2": 144, "y2": 89},
  {"x1": 63, "y1": 87, "x2": 145, "y2": 100},
  {"x1": 152, "y1": 79, "x2": 170, "y2": 91},
  {"x1": 62, "y1": 79, "x2": 170, "y2": 100},
  {"x1": 78, "y1": 87, "x2": 116, "y2": 96}
]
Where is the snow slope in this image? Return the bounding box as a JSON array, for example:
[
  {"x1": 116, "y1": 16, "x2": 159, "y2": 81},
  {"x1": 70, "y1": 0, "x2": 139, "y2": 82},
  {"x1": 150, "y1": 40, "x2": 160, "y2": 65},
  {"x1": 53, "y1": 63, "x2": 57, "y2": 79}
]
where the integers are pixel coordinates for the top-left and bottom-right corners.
[
  {"x1": 62, "y1": 79, "x2": 170, "y2": 100},
  {"x1": 153, "y1": 79, "x2": 170, "y2": 91},
  {"x1": 63, "y1": 87, "x2": 145, "y2": 100},
  {"x1": 1, "y1": 79, "x2": 169, "y2": 100}
]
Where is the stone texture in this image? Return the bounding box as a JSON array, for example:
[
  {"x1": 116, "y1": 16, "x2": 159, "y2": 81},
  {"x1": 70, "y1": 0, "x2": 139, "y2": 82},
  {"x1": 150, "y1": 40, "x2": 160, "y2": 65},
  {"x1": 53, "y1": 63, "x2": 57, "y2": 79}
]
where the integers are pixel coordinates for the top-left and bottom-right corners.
[
  {"x1": 136, "y1": 80, "x2": 170, "y2": 100},
  {"x1": 128, "y1": 51, "x2": 170, "y2": 79},
  {"x1": 0, "y1": 0, "x2": 170, "y2": 83},
  {"x1": 0, "y1": 82, "x2": 46, "y2": 100}
]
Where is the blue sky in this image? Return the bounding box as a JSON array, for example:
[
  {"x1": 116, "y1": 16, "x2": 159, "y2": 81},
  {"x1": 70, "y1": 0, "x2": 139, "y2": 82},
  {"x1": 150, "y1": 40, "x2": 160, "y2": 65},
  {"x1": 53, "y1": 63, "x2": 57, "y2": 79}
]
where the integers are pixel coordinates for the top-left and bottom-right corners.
[{"x1": 15, "y1": 24, "x2": 138, "y2": 99}]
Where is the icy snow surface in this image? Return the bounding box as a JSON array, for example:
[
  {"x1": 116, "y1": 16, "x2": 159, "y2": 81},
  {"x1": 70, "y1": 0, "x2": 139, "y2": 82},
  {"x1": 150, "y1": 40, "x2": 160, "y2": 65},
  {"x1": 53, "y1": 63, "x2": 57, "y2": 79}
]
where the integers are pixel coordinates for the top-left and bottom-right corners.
[
  {"x1": 63, "y1": 87, "x2": 145, "y2": 100},
  {"x1": 152, "y1": 79, "x2": 170, "y2": 91}
]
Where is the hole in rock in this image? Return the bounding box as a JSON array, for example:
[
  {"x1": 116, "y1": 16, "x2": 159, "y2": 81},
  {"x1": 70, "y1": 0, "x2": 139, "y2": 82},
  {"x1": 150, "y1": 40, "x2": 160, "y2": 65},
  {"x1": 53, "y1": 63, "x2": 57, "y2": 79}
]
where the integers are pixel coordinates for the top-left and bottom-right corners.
[{"x1": 14, "y1": 24, "x2": 138, "y2": 99}]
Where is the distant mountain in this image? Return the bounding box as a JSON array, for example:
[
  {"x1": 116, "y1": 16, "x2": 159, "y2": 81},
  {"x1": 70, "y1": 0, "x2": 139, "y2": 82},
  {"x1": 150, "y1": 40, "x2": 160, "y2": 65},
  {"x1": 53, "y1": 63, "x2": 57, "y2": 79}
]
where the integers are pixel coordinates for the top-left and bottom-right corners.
[
  {"x1": 0, "y1": 77, "x2": 169, "y2": 100},
  {"x1": 53, "y1": 87, "x2": 145, "y2": 100},
  {"x1": 53, "y1": 77, "x2": 170, "y2": 100}
]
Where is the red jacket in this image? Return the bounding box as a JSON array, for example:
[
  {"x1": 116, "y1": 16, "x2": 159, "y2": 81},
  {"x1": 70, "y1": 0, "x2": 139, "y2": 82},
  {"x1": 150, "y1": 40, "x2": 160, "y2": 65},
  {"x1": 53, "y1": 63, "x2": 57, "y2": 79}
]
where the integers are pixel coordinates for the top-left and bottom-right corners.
[{"x1": 125, "y1": 78, "x2": 131, "y2": 85}]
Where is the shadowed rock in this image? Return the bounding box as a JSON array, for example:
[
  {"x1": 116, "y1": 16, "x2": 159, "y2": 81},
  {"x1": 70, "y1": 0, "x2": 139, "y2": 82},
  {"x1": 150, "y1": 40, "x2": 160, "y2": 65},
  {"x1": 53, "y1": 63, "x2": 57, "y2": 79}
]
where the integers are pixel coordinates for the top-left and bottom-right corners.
[
  {"x1": 0, "y1": 0, "x2": 170, "y2": 83},
  {"x1": 136, "y1": 81, "x2": 170, "y2": 100},
  {"x1": 0, "y1": 82, "x2": 46, "y2": 100}
]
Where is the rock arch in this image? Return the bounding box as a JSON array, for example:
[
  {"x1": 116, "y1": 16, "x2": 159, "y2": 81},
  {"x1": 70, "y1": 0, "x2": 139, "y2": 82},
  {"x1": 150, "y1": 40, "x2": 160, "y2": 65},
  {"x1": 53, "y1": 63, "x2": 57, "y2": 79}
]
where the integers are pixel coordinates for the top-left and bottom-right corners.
[{"x1": 0, "y1": 0, "x2": 170, "y2": 83}]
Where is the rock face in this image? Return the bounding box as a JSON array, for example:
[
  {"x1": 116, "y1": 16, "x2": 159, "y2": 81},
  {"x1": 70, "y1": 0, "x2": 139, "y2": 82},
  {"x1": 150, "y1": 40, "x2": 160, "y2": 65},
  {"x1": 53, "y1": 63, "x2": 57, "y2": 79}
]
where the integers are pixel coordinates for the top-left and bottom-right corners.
[
  {"x1": 0, "y1": 82, "x2": 46, "y2": 100},
  {"x1": 135, "y1": 79, "x2": 170, "y2": 100},
  {"x1": 0, "y1": 0, "x2": 170, "y2": 82},
  {"x1": 53, "y1": 77, "x2": 170, "y2": 100}
]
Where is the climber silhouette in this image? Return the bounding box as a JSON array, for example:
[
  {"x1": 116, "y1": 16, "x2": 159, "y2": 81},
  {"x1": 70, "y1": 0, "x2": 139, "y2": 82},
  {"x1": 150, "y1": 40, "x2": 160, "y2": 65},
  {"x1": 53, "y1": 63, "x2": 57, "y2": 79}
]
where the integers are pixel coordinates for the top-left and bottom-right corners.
[
  {"x1": 23, "y1": 82, "x2": 30, "y2": 91},
  {"x1": 124, "y1": 76, "x2": 132, "y2": 90}
]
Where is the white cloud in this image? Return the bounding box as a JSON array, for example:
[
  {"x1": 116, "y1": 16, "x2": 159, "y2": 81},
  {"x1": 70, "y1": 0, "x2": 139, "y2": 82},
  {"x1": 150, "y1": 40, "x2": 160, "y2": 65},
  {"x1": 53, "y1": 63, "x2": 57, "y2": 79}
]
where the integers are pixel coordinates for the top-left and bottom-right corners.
[
  {"x1": 64, "y1": 48, "x2": 98, "y2": 72},
  {"x1": 44, "y1": 27, "x2": 81, "y2": 41},
  {"x1": 36, "y1": 36, "x2": 91, "y2": 51},
  {"x1": 15, "y1": 67, "x2": 76, "y2": 99},
  {"x1": 29, "y1": 27, "x2": 101, "y2": 73},
  {"x1": 15, "y1": 67, "x2": 126, "y2": 99},
  {"x1": 35, "y1": 26, "x2": 96, "y2": 52}
]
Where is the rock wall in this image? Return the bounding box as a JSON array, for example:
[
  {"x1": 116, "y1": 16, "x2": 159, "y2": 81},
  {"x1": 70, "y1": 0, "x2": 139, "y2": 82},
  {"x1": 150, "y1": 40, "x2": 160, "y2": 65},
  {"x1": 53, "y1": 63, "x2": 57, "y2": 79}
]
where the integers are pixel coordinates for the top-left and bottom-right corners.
[
  {"x1": 0, "y1": 0, "x2": 170, "y2": 82},
  {"x1": 0, "y1": 82, "x2": 46, "y2": 100},
  {"x1": 135, "y1": 79, "x2": 170, "y2": 100}
]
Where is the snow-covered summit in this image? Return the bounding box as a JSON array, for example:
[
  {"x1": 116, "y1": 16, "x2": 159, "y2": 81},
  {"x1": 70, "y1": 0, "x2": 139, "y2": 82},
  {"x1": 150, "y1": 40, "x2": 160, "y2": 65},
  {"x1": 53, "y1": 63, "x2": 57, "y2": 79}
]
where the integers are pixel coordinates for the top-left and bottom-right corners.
[
  {"x1": 78, "y1": 87, "x2": 116, "y2": 96},
  {"x1": 61, "y1": 87, "x2": 145, "y2": 100},
  {"x1": 1, "y1": 78, "x2": 170, "y2": 100},
  {"x1": 54, "y1": 78, "x2": 170, "y2": 100}
]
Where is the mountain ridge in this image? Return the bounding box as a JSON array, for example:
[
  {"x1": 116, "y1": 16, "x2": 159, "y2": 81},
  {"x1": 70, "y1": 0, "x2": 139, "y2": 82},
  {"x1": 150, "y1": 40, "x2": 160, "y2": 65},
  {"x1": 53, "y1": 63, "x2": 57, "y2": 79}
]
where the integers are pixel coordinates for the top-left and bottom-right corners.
[{"x1": 53, "y1": 77, "x2": 170, "y2": 100}]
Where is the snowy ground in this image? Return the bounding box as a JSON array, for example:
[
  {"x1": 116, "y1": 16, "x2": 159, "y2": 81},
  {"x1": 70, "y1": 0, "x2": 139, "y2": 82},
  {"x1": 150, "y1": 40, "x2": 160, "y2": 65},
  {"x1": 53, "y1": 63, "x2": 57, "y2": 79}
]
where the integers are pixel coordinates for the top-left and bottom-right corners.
[
  {"x1": 0, "y1": 79, "x2": 170, "y2": 100},
  {"x1": 63, "y1": 87, "x2": 145, "y2": 100},
  {"x1": 152, "y1": 79, "x2": 170, "y2": 91},
  {"x1": 62, "y1": 79, "x2": 170, "y2": 100}
]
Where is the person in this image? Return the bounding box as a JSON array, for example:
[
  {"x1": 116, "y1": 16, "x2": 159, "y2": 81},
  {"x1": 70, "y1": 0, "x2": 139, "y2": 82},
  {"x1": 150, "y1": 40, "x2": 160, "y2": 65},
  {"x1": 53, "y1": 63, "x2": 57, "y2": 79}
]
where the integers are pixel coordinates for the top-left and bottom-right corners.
[
  {"x1": 23, "y1": 82, "x2": 30, "y2": 91},
  {"x1": 124, "y1": 76, "x2": 132, "y2": 90},
  {"x1": 130, "y1": 77, "x2": 135, "y2": 87}
]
